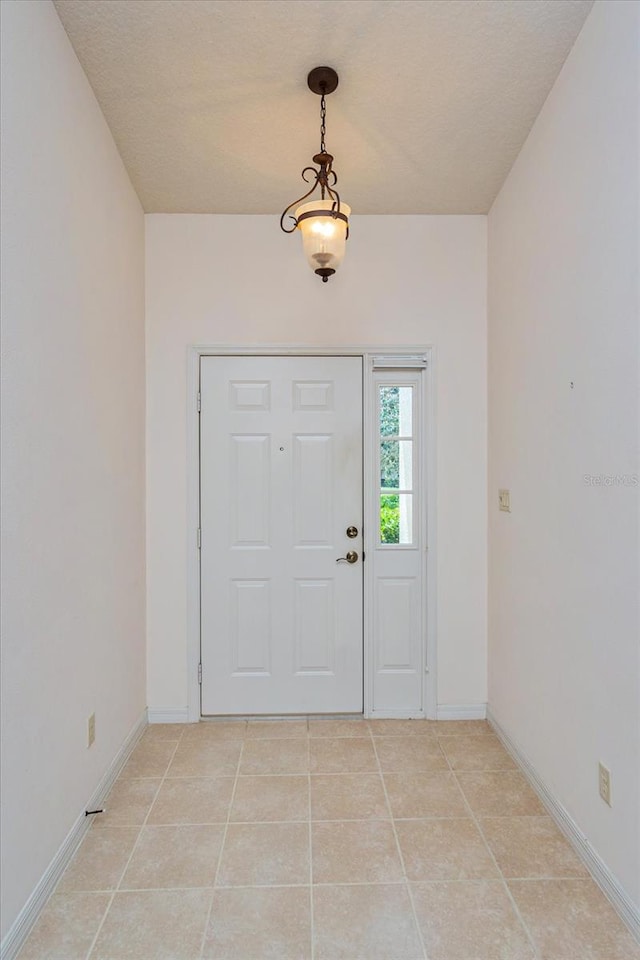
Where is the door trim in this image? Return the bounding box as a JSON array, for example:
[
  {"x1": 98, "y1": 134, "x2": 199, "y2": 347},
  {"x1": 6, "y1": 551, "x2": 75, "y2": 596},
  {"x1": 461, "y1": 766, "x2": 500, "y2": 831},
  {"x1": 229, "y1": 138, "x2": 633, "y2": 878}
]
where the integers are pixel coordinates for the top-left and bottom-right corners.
[{"x1": 186, "y1": 343, "x2": 437, "y2": 722}]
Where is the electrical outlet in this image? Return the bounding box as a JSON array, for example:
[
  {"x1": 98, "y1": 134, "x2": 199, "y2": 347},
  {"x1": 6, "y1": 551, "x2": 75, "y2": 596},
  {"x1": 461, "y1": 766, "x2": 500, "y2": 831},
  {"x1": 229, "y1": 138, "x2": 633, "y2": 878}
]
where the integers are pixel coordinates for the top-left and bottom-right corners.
[
  {"x1": 87, "y1": 713, "x2": 96, "y2": 748},
  {"x1": 498, "y1": 489, "x2": 511, "y2": 512},
  {"x1": 598, "y1": 762, "x2": 611, "y2": 806}
]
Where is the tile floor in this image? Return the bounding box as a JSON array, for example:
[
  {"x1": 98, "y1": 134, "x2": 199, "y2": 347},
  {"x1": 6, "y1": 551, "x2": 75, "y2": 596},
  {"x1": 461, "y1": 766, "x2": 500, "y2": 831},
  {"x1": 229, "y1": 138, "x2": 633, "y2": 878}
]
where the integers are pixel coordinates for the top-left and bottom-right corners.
[{"x1": 18, "y1": 718, "x2": 640, "y2": 960}]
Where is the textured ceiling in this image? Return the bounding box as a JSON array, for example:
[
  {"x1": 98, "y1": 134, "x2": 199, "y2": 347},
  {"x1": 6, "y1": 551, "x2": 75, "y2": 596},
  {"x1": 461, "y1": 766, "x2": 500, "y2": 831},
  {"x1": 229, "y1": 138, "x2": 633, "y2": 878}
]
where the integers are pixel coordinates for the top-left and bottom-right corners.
[{"x1": 53, "y1": 0, "x2": 594, "y2": 214}]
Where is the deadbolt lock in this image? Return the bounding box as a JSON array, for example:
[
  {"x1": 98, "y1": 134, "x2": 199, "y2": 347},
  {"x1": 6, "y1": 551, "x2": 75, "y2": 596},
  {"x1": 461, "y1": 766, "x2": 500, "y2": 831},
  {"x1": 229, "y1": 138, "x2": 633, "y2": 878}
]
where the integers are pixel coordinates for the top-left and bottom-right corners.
[{"x1": 346, "y1": 526, "x2": 358, "y2": 539}]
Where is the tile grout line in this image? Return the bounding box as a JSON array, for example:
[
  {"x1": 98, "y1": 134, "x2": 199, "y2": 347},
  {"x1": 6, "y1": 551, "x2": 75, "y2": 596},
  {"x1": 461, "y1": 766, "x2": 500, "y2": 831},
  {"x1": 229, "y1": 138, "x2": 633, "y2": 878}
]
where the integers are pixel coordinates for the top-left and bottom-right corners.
[
  {"x1": 111, "y1": 879, "x2": 411, "y2": 891},
  {"x1": 119, "y1": 765, "x2": 524, "y2": 778},
  {"x1": 442, "y1": 740, "x2": 541, "y2": 960},
  {"x1": 109, "y1": 874, "x2": 590, "y2": 892},
  {"x1": 97, "y1": 813, "x2": 561, "y2": 827},
  {"x1": 307, "y1": 721, "x2": 315, "y2": 960},
  {"x1": 82, "y1": 728, "x2": 185, "y2": 960},
  {"x1": 197, "y1": 722, "x2": 247, "y2": 959},
  {"x1": 370, "y1": 729, "x2": 430, "y2": 960}
]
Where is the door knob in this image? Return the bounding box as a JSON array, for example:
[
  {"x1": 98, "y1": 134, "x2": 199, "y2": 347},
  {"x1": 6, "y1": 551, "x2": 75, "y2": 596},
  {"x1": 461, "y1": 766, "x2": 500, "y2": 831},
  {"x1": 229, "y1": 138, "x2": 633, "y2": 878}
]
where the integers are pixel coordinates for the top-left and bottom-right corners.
[
  {"x1": 336, "y1": 551, "x2": 358, "y2": 564},
  {"x1": 346, "y1": 526, "x2": 358, "y2": 539}
]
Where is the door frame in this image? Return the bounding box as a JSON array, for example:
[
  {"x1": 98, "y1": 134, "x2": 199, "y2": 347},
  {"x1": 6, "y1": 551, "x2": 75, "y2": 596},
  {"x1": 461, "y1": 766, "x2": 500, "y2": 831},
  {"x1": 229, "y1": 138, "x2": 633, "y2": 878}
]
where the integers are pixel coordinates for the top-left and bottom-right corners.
[{"x1": 186, "y1": 343, "x2": 437, "y2": 722}]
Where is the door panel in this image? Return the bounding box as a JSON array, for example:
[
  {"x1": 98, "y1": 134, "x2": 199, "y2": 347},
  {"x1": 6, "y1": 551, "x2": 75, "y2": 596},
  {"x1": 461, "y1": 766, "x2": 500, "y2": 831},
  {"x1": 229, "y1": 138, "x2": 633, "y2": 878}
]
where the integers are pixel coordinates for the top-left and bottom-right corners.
[
  {"x1": 293, "y1": 434, "x2": 333, "y2": 544},
  {"x1": 372, "y1": 373, "x2": 425, "y2": 712},
  {"x1": 200, "y1": 356, "x2": 363, "y2": 715},
  {"x1": 230, "y1": 435, "x2": 270, "y2": 545}
]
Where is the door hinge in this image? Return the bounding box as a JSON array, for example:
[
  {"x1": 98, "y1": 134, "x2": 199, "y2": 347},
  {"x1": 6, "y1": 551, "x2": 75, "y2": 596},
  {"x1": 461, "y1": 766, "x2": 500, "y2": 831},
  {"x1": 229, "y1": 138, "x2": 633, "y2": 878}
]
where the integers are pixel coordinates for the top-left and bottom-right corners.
[
  {"x1": 197, "y1": 528, "x2": 201, "y2": 549},
  {"x1": 197, "y1": 391, "x2": 201, "y2": 412},
  {"x1": 197, "y1": 663, "x2": 202, "y2": 684}
]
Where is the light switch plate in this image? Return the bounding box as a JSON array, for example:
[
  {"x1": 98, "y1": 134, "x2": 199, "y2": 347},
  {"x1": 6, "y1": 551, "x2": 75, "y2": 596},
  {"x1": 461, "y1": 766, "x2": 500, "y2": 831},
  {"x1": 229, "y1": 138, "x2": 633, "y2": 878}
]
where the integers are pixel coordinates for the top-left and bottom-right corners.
[{"x1": 498, "y1": 489, "x2": 511, "y2": 512}]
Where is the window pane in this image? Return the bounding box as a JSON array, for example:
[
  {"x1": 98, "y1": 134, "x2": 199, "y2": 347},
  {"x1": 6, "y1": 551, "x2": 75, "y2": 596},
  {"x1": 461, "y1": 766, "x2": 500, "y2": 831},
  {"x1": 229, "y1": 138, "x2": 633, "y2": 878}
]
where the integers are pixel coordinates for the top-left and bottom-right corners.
[
  {"x1": 380, "y1": 440, "x2": 413, "y2": 490},
  {"x1": 380, "y1": 494, "x2": 399, "y2": 543},
  {"x1": 380, "y1": 387, "x2": 399, "y2": 436},
  {"x1": 398, "y1": 387, "x2": 412, "y2": 436},
  {"x1": 398, "y1": 493, "x2": 413, "y2": 544},
  {"x1": 379, "y1": 493, "x2": 413, "y2": 544},
  {"x1": 379, "y1": 386, "x2": 413, "y2": 436}
]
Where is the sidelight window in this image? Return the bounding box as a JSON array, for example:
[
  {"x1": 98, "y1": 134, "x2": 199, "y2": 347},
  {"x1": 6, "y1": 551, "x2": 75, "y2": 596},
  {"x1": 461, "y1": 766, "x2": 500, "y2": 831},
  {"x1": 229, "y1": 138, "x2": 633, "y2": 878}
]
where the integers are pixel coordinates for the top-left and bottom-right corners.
[{"x1": 378, "y1": 385, "x2": 415, "y2": 545}]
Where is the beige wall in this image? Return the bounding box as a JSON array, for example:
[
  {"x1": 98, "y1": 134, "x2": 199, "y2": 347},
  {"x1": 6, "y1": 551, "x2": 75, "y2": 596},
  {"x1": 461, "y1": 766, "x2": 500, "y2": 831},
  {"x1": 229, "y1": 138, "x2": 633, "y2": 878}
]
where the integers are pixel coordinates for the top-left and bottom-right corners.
[
  {"x1": 145, "y1": 214, "x2": 488, "y2": 716},
  {"x1": 0, "y1": 0, "x2": 147, "y2": 937},
  {"x1": 488, "y1": 0, "x2": 639, "y2": 907}
]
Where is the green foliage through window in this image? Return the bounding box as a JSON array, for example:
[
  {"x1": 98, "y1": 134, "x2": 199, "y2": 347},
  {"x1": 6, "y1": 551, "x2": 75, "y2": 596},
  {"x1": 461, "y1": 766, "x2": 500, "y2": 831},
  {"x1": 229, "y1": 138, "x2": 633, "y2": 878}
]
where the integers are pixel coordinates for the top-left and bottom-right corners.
[
  {"x1": 379, "y1": 386, "x2": 413, "y2": 544},
  {"x1": 380, "y1": 495, "x2": 400, "y2": 543},
  {"x1": 380, "y1": 386, "x2": 400, "y2": 436},
  {"x1": 380, "y1": 388, "x2": 400, "y2": 488}
]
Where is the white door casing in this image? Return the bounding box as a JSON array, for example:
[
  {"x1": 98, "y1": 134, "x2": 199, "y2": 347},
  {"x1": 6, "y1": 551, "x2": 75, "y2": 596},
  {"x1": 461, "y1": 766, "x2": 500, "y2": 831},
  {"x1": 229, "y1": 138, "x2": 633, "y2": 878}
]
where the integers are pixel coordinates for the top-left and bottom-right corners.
[{"x1": 199, "y1": 355, "x2": 363, "y2": 715}]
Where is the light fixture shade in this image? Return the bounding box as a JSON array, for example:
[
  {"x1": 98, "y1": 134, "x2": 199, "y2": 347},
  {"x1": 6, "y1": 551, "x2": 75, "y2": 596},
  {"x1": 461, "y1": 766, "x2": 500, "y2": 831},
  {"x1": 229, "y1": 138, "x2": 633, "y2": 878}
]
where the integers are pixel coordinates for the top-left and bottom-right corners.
[{"x1": 295, "y1": 199, "x2": 351, "y2": 280}]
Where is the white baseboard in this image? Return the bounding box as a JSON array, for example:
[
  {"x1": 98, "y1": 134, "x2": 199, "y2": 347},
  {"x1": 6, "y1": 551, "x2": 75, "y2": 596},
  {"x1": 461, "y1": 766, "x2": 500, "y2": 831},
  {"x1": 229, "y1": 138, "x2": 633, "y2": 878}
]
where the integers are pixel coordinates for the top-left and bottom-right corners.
[
  {"x1": 436, "y1": 703, "x2": 487, "y2": 720},
  {"x1": 367, "y1": 711, "x2": 428, "y2": 720},
  {"x1": 147, "y1": 708, "x2": 190, "y2": 724},
  {"x1": 149, "y1": 707, "x2": 491, "y2": 723},
  {"x1": 488, "y1": 709, "x2": 640, "y2": 944},
  {"x1": 0, "y1": 710, "x2": 148, "y2": 960},
  {"x1": 367, "y1": 705, "x2": 488, "y2": 721}
]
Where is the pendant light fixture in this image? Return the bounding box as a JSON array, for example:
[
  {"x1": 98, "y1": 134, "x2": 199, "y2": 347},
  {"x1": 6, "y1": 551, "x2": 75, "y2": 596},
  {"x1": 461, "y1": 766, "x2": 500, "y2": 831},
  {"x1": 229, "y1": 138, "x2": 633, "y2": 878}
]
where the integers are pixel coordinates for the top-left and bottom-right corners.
[{"x1": 280, "y1": 66, "x2": 350, "y2": 283}]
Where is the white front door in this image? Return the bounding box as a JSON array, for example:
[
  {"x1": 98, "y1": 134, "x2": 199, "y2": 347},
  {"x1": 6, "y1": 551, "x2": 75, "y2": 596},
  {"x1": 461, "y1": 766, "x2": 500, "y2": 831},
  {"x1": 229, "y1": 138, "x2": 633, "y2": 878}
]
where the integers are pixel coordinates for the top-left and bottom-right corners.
[{"x1": 200, "y1": 356, "x2": 363, "y2": 715}]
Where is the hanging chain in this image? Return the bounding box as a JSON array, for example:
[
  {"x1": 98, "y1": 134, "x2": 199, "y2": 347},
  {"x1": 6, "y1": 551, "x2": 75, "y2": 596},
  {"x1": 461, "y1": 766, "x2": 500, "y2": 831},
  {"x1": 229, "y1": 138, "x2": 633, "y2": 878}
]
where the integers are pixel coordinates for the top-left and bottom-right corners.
[
  {"x1": 320, "y1": 91, "x2": 327, "y2": 153},
  {"x1": 280, "y1": 70, "x2": 345, "y2": 240}
]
